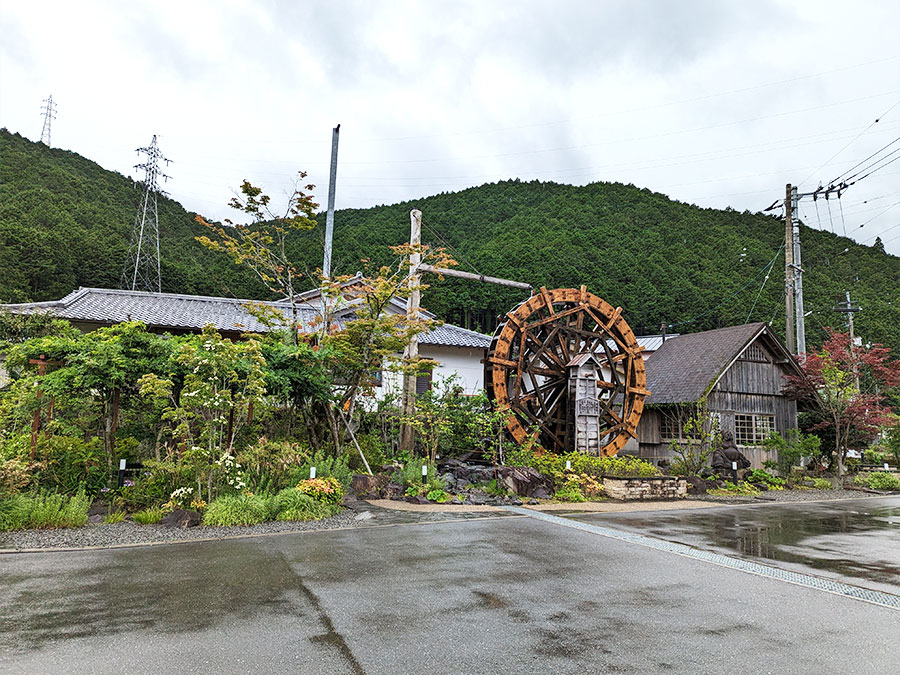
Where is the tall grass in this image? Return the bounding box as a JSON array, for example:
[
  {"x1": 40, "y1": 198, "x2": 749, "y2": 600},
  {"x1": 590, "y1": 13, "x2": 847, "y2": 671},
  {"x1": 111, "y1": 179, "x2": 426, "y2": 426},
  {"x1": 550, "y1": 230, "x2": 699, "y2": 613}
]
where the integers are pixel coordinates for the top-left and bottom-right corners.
[
  {"x1": 0, "y1": 489, "x2": 90, "y2": 531},
  {"x1": 272, "y1": 488, "x2": 339, "y2": 521},
  {"x1": 202, "y1": 494, "x2": 270, "y2": 526}
]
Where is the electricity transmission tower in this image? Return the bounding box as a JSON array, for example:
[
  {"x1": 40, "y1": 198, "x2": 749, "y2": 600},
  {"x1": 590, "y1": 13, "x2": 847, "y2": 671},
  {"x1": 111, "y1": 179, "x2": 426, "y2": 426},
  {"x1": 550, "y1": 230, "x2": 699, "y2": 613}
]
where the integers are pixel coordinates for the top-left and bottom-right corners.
[
  {"x1": 39, "y1": 95, "x2": 57, "y2": 146},
  {"x1": 121, "y1": 135, "x2": 170, "y2": 293}
]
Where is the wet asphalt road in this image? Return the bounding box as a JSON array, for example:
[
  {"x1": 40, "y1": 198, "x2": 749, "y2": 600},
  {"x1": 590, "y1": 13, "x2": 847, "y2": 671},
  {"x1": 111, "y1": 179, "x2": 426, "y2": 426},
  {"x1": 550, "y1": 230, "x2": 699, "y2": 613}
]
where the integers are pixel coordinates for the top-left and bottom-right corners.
[
  {"x1": 570, "y1": 495, "x2": 900, "y2": 596},
  {"x1": 1, "y1": 506, "x2": 899, "y2": 674}
]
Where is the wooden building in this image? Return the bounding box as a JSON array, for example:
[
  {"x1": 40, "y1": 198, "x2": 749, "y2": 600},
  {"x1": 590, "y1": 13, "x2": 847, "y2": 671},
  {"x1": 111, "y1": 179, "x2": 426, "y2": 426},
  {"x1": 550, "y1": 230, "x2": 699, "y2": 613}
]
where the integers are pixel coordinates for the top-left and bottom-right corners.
[{"x1": 636, "y1": 322, "x2": 803, "y2": 469}]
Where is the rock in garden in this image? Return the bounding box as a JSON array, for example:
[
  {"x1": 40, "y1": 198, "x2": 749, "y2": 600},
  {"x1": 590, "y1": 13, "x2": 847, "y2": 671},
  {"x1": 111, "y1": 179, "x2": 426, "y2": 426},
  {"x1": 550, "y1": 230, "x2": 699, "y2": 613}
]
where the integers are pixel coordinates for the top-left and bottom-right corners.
[
  {"x1": 351, "y1": 474, "x2": 387, "y2": 499},
  {"x1": 496, "y1": 466, "x2": 552, "y2": 497},
  {"x1": 450, "y1": 497, "x2": 462, "y2": 505},
  {"x1": 353, "y1": 510, "x2": 375, "y2": 521},
  {"x1": 159, "y1": 509, "x2": 201, "y2": 528},
  {"x1": 380, "y1": 482, "x2": 404, "y2": 499},
  {"x1": 527, "y1": 499, "x2": 539, "y2": 505},
  {"x1": 88, "y1": 513, "x2": 105, "y2": 524},
  {"x1": 683, "y1": 476, "x2": 707, "y2": 494},
  {"x1": 406, "y1": 495, "x2": 430, "y2": 505},
  {"x1": 467, "y1": 494, "x2": 486, "y2": 505},
  {"x1": 532, "y1": 488, "x2": 551, "y2": 500}
]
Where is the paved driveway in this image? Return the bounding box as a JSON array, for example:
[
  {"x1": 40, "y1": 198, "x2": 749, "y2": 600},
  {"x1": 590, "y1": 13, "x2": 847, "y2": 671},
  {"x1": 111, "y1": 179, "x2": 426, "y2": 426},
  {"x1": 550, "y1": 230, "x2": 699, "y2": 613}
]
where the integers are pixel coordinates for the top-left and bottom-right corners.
[
  {"x1": 1, "y1": 506, "x2": 898, "y2": 674},
  {"x1": 570, "y1": 495, "x2": 900, "y2": 595}
]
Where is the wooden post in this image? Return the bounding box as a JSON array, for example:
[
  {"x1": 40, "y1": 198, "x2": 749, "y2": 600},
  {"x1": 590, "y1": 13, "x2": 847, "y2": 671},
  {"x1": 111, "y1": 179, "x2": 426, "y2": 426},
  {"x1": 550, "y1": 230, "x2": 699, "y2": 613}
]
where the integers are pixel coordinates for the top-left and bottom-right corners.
[
  {"x1": 784, "y1": 183, "x2": 795, "y2": 354},
  {"x1": 399, "y1": 209, "x2": 422, "y2": 454},
  {"x1": 29, "y1": 355, "x2": 48, "y2": 461}
]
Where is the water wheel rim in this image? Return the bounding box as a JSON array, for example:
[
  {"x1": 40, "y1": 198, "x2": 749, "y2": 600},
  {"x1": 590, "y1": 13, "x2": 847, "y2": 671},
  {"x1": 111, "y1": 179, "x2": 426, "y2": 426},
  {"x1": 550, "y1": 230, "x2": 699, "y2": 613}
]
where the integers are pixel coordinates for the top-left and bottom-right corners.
[{"x1": 485, "y1": 286, "x2": 648, "y2": 456}]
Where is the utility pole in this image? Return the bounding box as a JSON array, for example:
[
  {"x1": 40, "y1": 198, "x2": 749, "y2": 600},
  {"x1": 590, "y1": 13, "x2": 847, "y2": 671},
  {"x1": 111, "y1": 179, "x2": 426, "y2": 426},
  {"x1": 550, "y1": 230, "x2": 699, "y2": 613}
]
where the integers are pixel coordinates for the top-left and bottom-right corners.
[
  {"x1": 39, "y1": 95, "x2": 57, "y2": 146},
  {"x1": 322, "y1": 124, "x2": 340, "y2": 279},
  {"x1": 834, "y1": 291, "x2": 861, "y2": 392},
  {"x1": 784, "y1": 184, "x2": 796, "y2": 354},
  {"x1": 791, "y1": 186, "x2": 806, "y2": 354},
  {"x1": 398, "y1": 209, "x2": 423, "y2": 453},
  {"x1": 121, "y1": 135, "x2": 170, "y2": 293}
]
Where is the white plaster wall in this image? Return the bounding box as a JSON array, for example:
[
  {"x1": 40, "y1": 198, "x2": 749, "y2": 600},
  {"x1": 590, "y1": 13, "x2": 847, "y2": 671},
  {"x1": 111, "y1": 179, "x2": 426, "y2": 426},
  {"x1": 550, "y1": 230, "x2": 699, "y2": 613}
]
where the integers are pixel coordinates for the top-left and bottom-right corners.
[
  {"x1": 421, "y1": 345, "x2": 486, "y2": 394},
  {"x1": 372, "y1": 345, "x2": 486, "y2": 400}
]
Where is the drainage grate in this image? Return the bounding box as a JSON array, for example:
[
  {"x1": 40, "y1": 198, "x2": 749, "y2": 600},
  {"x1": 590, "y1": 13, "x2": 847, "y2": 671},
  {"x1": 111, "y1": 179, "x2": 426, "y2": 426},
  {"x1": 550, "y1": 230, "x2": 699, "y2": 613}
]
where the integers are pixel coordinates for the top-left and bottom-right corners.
[{"x1": 501, "y1": 506, "x2": 900, "y2": 610}]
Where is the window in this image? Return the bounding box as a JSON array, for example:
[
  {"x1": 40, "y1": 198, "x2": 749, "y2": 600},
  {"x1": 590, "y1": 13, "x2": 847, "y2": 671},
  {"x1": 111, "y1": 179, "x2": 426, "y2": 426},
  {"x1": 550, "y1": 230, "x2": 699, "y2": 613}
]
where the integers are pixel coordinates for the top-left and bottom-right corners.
[
  {"x1": 660, "y1": 412, "x2": 682, "y2": 441},
  {"x1": 734, "y1": 414, "x2": 775, "y2": 446},
  {"x1": 416, "y1": 370, "x2": 433, "y2": 395}
]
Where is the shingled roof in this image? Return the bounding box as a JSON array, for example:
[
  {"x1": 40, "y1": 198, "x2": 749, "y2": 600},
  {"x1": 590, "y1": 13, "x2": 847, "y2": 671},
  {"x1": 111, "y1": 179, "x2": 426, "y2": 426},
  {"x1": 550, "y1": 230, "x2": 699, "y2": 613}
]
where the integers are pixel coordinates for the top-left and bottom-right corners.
[
  {"x1": 645, "y1": 322, "x2": 795, "y2": 404},
  {"x1": 2, "y1": 288, "x2": 492, "y2": 349}
]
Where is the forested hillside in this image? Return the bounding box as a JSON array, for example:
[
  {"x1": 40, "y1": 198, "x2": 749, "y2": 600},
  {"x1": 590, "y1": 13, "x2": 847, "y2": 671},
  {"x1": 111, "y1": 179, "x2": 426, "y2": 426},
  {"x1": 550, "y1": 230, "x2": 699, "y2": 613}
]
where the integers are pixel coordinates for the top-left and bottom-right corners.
[{"x1": 2, "y1": 128, "x2": 899, "y2": 351}]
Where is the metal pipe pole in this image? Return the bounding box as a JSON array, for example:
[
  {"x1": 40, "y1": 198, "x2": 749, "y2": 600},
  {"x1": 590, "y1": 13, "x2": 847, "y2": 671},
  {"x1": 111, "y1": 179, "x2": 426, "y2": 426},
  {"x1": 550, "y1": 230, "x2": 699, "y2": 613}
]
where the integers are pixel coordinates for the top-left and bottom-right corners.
[{"x1": 322, "y1": 124, "x2": 340, "y2": 279}]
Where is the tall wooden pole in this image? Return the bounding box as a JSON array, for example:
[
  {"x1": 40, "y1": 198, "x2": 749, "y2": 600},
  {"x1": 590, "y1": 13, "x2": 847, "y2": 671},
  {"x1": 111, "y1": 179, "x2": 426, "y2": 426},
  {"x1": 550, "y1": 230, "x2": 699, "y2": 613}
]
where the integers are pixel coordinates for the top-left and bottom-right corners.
[
  {"x1": 784, "y1": 183, "x2": 796, "y2": 354},
  {"x1": 399, "y1": 209, "x2": 422, "y2": 454}
]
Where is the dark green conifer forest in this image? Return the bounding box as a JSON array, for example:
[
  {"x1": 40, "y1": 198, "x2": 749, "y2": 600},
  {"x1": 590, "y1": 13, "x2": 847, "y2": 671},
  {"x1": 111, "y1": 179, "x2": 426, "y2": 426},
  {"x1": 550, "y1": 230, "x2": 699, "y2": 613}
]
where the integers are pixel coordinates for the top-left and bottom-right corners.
[{"x1": 2, "y1": 128, "x2": 898, "y2": 351}]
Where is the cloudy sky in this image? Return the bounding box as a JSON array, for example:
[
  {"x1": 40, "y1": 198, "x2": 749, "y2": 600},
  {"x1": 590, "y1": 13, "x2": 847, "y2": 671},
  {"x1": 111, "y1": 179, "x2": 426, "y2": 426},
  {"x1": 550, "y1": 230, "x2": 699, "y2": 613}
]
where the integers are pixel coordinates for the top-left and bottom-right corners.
[{"x1": 2, "y1": 0, "x2": 899, "y2": 254}]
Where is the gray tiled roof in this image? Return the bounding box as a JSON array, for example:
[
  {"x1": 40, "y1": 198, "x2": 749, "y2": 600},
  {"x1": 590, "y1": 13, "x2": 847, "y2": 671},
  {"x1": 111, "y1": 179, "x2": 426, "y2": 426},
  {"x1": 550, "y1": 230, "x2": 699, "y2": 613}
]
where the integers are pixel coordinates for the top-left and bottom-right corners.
[
  {"x1": 2, "y1": 287, "x2": 490, "y2": 349},
  {"x1": 419, "y1": 323, "x2": 491, "y2": 349},
  {"x1": 644, "y1": 323, "x2": 769, "y2": 404}
]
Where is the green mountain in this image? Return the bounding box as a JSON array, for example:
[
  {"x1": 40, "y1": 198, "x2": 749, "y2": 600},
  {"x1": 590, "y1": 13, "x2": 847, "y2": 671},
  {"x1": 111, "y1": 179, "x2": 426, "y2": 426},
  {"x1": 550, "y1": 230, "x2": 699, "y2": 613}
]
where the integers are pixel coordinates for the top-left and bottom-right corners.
[{"x1": 2, "y1": 128, "x2": 898, "y2": 352}]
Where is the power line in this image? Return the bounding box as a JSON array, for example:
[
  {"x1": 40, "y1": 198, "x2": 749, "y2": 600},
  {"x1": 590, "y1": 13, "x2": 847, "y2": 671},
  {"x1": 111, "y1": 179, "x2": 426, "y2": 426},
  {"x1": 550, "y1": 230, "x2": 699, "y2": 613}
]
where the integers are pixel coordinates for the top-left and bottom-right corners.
[
  {"x1": 668, "y1": 244, "x2": 784, "y2": 330},
  {"x1": 802, "y1": 99, "x2": 900, "y2": 187}
]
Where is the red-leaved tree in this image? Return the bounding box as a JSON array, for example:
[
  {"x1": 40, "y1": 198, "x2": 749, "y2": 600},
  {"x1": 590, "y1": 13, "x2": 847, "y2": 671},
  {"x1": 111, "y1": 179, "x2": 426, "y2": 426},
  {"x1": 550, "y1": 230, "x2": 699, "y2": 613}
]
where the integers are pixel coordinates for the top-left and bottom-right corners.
[{"x1": 783, "y1": 329, "x2": 900, "y2": 476}]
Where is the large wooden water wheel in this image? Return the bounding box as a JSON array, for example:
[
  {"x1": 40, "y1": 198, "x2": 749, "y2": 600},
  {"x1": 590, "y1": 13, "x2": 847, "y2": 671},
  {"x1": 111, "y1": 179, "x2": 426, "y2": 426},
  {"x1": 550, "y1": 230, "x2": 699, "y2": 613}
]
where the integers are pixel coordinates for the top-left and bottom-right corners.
[{"x1": 485, "y1": 286, "x2": 649, "y2": 456}]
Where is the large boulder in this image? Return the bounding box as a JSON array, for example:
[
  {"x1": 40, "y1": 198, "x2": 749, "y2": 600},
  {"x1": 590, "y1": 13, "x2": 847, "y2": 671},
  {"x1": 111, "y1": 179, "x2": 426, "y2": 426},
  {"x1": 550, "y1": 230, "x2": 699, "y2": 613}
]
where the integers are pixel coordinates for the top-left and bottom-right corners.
[
  {"x1": 159, "y1": 509, "x2": 202, "y2": 528},
  {"x1": 350, "y1": 474, "x2": 388, "y2": 499},
  {"x1": 683, "y1": 476, "x2": 707, "y2": 495},
  {"x1": 496, "y1": 466, "x2": 552, "y2": 498},
  {"x1": 379, "y1": 482, "x2": 405, "y2": 500}
]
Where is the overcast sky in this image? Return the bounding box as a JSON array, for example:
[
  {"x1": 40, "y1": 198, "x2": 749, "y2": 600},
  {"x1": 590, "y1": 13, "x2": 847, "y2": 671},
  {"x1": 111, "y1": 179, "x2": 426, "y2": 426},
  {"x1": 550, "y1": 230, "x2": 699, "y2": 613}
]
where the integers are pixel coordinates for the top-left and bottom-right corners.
[{"x1": 2, "y1": 0, "x2": 899, "y2": 256}]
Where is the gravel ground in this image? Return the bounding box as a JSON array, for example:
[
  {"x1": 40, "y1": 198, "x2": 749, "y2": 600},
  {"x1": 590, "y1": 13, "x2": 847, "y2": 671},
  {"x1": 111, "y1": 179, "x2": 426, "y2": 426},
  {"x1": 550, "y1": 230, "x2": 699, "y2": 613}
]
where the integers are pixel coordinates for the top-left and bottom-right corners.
[
  {"x1": 0, "y1": 509, "x2": 364, "y2": 552},
  {"x1": 693, "y1": 487, "x2": 888, "y2": 504}
]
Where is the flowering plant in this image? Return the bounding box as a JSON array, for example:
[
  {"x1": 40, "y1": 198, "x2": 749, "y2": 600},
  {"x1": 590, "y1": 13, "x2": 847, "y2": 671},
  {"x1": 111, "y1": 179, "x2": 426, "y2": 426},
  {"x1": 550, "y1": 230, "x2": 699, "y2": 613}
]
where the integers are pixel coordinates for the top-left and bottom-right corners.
[{"x1": 295, "y1": 476, "x2": 344, "y2": 505}]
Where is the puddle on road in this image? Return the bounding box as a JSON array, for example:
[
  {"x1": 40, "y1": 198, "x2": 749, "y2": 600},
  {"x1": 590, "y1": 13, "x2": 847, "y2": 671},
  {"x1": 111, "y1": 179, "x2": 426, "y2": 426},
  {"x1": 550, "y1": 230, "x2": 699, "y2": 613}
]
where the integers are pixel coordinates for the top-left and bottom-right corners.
[{"x1": 572, "y1": 499, "x2": 900, "y2": 593}]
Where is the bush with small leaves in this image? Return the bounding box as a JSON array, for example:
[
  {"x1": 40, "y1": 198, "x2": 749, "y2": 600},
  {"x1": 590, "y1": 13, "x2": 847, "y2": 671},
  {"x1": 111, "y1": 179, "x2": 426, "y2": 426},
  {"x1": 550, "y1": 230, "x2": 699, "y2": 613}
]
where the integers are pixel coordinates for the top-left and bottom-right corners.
[{"x1": 202, "y1": 494, "x2": 270, "y2": 526}]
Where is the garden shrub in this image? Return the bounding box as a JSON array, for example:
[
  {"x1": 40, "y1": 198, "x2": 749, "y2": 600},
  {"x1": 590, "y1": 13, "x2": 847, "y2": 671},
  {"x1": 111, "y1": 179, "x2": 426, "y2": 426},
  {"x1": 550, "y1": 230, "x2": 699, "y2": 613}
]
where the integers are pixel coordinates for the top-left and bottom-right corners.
[
  {"x1": 271, "y1": 488, "x2": 338, "y2": 521},
  {"x1": 291, "y1": 450, "x2": 352, "y2": 489},
  {"x1": 116, "y1": 460, "x2": 193, "y2": 511},
  {"x1": 763, "y1": 430, "x2": 821, "y2": 476},
  {"x1": 810, "y1": 477, "x2": 834, "y2": 490},
  {"x1": 35, "y1": 436, "x2": 108, "y2": 495},
  {"x1": 855, "y1": 471, "x2": 900, "y2": 491},
  {"x1": 0, "y1": 457, "x2": 34, "y2": 495},
  {"x1": 202, "y1": 494, "x2": 270, "y2": 526},
  {"x1": 294, "y1": 476, "x2": 344, "y2": 505},
  {"x1": 0, "y1": 489, "x2": 91, "y2": 530},
  {"x1": 747, "y1": 469, "x2": 786, "y2": 488},
  {"x1": 237, "y1": 437, "x2": 310, "y2": 493},
  {"x1": 103, "y1": 510, "x2": 126, "y2": 524},
  {"x1": 131, "y1": 507, "x2": 165, "y2": 525},
  {"x1": 395, "y1": 457, "x2": 439, "y2": 490},
  {"x1": 0, "y1": 494, "x2": 30, "y2": 530}
]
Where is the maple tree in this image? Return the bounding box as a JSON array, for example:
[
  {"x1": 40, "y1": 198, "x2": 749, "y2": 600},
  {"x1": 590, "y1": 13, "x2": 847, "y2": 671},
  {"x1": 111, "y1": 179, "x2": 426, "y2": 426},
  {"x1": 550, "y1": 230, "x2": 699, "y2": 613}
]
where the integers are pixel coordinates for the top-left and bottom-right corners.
[{"x1": 783, "y1": 329, "x2": 900, "y2": 476}]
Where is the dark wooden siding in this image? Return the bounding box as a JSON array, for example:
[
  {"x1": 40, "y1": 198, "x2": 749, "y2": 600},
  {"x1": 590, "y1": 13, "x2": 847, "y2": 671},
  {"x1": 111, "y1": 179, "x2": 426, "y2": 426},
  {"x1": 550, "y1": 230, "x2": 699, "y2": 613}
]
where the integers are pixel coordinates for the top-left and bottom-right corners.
[{"x1": 634, "y1": 335, "x2": 798, "y2": 470}]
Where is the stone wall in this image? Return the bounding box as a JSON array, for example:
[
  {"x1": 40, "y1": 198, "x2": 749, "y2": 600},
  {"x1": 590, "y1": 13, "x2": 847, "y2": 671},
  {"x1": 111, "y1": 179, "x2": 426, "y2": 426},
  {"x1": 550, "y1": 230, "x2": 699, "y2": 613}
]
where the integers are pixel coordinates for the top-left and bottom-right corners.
[{"x1": 602, "y1": 476, "x2": 687, "y2": 501}]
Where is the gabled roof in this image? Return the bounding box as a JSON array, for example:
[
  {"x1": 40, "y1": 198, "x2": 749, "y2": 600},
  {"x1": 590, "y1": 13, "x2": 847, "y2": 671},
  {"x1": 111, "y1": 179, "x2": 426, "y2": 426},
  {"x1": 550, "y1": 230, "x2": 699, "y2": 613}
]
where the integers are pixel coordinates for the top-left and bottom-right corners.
[
  {"x1": 2, "y1": 287, "x2": 490, "y2": 349},
  {"x1": 286, "y1": 274, "x2": 436, "y2": 319},
  {"x1": 645, "y1": 322, "x2": 798, "y2": 404}
]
